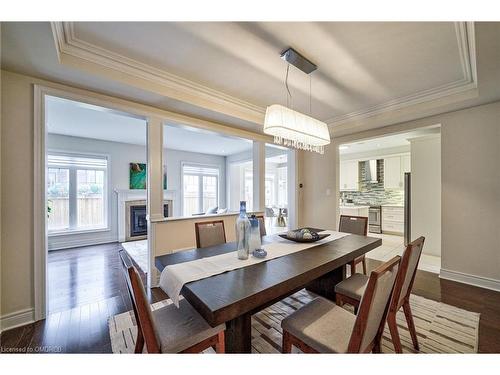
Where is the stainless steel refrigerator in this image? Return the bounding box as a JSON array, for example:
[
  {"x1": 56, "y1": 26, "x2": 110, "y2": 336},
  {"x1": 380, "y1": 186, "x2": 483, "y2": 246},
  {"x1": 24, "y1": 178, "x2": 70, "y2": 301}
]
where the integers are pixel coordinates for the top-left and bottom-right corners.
[{"x1": 404, "y1": 172, "x2": 411, "y2": 246}]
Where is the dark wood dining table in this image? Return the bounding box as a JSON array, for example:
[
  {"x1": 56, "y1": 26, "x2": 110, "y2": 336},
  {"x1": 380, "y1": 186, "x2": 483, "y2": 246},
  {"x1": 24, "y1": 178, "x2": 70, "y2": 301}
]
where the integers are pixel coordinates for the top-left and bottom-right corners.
[{"x1": 155, "y1": 231, "x2": 382, "y2": 353}]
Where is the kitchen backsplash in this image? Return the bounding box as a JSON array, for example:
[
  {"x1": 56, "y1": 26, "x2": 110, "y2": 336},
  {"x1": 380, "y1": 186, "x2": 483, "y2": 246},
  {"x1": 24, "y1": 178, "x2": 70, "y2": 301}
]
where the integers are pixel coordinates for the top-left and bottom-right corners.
[{"x1": 340, "y1": 159, "x2": 405, "y2": 206}]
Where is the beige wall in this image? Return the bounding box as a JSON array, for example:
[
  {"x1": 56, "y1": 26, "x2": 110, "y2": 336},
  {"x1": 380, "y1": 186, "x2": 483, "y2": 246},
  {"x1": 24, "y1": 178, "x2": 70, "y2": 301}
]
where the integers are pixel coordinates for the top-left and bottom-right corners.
[
  {"x1": 440, "y1": 103, "x2": 500, "y2": 281},
  {"x1": 1, "y1": 70, "x2": 34, "y2": 318},
  {"x1": 300, "y1": 101, "x2": 500, "y2": 284},
  {"x1": 410, "y1": 135, "x2": 441, "y2": 257},
  {"x1": 298, "y1": 143, "x2": 339, "y2": 230}
]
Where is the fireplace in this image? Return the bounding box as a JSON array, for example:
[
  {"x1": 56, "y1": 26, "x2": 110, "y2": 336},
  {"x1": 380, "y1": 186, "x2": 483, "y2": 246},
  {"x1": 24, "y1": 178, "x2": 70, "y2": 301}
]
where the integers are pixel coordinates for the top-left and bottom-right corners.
[
  {"x1": 125, "y1": 200, "x2": 172, "y2": 241},
  {"x1": 130, "y1": 205, "x2": 147, "y2": 237},
  {"x1": 129, "y1": 203, "x2": 171, "y2": 238}
]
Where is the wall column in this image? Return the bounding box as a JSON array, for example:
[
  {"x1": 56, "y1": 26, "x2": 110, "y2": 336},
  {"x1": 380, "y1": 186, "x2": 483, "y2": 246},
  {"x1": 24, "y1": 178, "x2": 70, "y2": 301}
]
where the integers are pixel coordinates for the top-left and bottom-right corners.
[
  {"x1": 146, "y1": 117, "x2": 163, "y2": 288},
  {"x1": 252, "y1": 141, "x2": 265, "y2": 212}
]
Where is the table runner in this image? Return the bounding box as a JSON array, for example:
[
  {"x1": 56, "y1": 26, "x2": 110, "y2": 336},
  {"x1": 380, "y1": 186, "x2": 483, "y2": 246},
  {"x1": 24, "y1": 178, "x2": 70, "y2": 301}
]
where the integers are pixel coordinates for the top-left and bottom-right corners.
[{"x1": 159, "y1": 230, "x2": 349, "y2": 307}]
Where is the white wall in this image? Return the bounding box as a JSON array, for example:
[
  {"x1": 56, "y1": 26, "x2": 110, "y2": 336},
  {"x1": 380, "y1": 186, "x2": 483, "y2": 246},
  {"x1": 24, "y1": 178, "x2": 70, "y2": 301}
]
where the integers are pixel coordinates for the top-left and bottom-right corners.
[
  {"x1": 410, "y1": 135, "x2": 441, "y2": 257},
  {"x1": 47, "y1": 134, "x2": 227, "y2": 249}
]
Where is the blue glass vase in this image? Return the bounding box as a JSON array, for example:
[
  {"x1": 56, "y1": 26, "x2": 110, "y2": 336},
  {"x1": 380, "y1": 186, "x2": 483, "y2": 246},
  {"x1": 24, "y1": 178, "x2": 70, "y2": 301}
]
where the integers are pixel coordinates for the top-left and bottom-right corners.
[{"x1": 235, "y1": 201, "x2": 250, "y2": 260}]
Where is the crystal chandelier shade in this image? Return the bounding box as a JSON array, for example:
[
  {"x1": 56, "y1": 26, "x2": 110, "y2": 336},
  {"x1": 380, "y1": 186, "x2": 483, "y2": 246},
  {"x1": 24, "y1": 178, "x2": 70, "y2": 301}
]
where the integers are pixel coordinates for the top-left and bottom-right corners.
[{"x1": 263, "y1": 104, "x2": 330, "y2": 154}]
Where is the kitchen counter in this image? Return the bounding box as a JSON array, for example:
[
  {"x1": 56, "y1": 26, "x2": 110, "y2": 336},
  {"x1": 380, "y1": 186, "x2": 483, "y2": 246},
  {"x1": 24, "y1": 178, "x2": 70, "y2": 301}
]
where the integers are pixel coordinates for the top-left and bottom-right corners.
[{"x1": 339, "y1": 204, "x2": 371, "y2": 209}]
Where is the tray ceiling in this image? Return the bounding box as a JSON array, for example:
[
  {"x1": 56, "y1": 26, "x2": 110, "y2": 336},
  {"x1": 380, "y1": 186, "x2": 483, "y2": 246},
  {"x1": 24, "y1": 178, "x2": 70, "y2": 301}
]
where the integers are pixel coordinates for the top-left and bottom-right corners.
[{"x1": 54, "y1": 22, "x2": 476, "y2": 127}]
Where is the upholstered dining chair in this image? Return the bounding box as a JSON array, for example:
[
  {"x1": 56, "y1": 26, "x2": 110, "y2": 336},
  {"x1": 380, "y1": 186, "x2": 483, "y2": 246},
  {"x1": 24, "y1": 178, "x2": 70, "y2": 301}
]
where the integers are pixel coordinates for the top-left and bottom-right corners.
[
  {"x1": 256, "y1": 215, "x2": 266, "y2": 237},
  {"x1": 339, "y1": 215, "x2": 369, "y2": 275},
  {"x1": 281, "y1": 256, "x2": 401, "y2": 353},
  {"x1": 194, "y1": 220, "x2": 226, "y2": 248},
  {"x1": 334, "y1": 236, "x2": 425, "y2": 353},
  {"x1": 119, "y1": 251, "x2": 225, "y2": 353}
]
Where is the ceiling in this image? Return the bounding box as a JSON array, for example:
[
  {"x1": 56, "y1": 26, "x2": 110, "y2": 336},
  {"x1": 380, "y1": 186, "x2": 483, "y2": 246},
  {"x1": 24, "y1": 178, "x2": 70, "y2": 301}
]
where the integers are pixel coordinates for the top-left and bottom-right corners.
[
  {"x1": 3, "y1": 22, "x2": 500, "y2": 137},
  {"x1": 339, "y1": 127, "x2": 440, "y2": 155},
  {"x1": 46, "y1": 95, "x2": 253, "y2": 156}
]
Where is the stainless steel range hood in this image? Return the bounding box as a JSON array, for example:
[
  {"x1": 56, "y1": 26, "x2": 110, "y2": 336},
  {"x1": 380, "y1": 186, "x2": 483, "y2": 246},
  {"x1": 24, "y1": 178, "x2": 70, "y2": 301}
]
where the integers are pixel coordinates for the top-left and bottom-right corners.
[{"x1": 363, "y1": 160, "x2": 378, "y2": 183}]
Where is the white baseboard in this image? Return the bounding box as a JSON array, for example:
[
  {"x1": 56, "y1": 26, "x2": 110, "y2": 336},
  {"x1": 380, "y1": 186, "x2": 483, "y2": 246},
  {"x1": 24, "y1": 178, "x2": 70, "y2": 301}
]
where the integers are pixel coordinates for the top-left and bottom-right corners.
[
  {"x1": 48, "y1": 237, "x2": 117, "y2": 251},
  {"x1": 0, "y1": 307, "x2": 35, "y2": 333},
  {"x1": 440, "y1": 268, "x2": 500, "y2": 292}
]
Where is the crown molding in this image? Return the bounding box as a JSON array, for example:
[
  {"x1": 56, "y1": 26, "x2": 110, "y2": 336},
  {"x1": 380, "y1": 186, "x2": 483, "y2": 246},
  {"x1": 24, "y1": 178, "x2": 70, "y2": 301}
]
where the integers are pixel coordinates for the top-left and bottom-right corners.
[
  {"x1": 326, "y1": 22, "x2": 478, "y2": 128},
  {"x1": 51, "y1": 22, "x2": 478, "y2": 130},
  {"x1": 51, "y1": 22, "x2": 266, "y2": 125}
]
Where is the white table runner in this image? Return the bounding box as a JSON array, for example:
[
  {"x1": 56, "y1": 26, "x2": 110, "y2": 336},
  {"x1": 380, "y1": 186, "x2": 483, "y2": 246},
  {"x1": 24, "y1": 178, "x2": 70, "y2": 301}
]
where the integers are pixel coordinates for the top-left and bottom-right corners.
[{"x1": 159, "y1": 230, "x2": 349, "y2": 307}]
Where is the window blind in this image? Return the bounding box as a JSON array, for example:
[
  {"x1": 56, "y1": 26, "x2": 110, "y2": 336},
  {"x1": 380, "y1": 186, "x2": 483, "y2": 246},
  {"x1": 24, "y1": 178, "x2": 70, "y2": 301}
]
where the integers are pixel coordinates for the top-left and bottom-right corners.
[
  {"x1": 182, "y1": 164, "x2": 219, "y2": 176},
  {"x1": 48, "y1": 154, "x2": 108, "y2": 169}
]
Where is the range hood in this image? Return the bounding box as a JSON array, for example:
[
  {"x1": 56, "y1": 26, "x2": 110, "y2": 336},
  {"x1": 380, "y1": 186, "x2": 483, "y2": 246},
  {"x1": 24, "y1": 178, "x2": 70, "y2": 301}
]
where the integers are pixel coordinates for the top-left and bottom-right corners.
[{"x1": 363, "y1": 160, "x2": 378, "y2": 183}]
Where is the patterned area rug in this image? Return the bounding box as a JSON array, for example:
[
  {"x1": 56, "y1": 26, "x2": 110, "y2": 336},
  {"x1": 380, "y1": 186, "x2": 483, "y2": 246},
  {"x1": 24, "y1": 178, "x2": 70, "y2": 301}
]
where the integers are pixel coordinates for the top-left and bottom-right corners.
[{"x1": 108, "y1": 289, "x2": 479, "y2": 353}]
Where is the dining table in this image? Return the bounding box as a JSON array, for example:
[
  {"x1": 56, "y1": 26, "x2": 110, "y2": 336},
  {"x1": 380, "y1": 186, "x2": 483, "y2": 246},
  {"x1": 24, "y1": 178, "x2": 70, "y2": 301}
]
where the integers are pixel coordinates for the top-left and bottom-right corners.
[{"x1": 155, "y1": 230, "x2": 382, "y2": 353}]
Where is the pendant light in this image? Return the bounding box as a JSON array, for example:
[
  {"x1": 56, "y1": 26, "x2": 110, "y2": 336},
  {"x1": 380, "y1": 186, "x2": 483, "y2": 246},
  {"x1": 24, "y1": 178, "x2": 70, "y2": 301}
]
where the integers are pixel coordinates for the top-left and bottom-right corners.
[{"x1": 263, "y1": 48, "x2": 330, "y2": 154}]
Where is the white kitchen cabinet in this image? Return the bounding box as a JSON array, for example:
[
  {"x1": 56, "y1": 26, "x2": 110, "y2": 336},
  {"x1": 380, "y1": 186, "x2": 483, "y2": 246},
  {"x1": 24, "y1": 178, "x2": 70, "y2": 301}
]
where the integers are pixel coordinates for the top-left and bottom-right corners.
[
  {"x1": 340, "y1": 160, "x2": 359, "y2": 191},
  {"x1": 384, "y1": 154, "x2": 410, "y2": 190},
  {"x1": 384, "y1": 156, "x2": 401, "y2": 189},
  {"x1": 382, "y1": 206, "x2": 404, "y2": 235}
]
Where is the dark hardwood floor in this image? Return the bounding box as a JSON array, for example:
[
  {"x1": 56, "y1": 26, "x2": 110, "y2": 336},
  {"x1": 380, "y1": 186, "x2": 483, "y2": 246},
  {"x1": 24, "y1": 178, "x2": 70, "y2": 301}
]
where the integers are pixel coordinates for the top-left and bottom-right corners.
[{"x1": 1, "y1": 242, "x2": 500, "y2": 353}]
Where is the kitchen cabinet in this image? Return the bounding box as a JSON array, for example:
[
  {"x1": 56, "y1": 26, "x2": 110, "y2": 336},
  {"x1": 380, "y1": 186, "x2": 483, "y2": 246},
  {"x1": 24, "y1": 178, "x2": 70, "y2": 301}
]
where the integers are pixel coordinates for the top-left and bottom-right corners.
[
  {"x1": 340, "y1": 205, "x2": 369, "y2": 218},
  {"x1": 382, "y1": 206, "x2": 404, "y2": 235},
  {"x1": 384, "y1": 154, "x2": 410, "y2": 190},
  {"x1": 340, "y1": 160, "x2": 359, "y2": 191}
]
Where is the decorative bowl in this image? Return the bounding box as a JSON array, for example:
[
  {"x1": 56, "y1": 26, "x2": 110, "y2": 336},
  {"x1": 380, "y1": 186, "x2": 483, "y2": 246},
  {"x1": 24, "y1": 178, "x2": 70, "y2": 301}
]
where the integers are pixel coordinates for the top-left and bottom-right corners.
[
  {"x1": 278, "y1": 228, "x2": 330, "y2": 243},
  {"x1": 252, "y1": 248, "x2": 267, "y2": 258}
]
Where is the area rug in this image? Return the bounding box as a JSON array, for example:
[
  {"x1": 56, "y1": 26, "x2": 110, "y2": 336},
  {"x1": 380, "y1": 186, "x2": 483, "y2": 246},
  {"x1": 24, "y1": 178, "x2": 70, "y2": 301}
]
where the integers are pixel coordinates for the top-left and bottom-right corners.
[{"x1": 108, "y1": 290, "x2": 480, "y2": 354}]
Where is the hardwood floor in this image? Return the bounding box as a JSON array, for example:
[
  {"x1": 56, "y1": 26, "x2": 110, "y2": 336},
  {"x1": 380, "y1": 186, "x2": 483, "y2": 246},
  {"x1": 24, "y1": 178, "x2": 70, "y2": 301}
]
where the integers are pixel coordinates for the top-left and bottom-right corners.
[{"x1": 1, "y1": 244, "x2": 500, "y2": 353}]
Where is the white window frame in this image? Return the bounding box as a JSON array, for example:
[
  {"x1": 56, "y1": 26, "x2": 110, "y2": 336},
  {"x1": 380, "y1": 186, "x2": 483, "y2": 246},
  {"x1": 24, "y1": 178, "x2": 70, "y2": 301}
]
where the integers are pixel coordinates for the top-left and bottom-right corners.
[
  {"x1": 47, "y1": 150, "x2": 110, "y2": 236},
  {"x1": 180, "y1": 162, "x2": 220, "y2": 216}
]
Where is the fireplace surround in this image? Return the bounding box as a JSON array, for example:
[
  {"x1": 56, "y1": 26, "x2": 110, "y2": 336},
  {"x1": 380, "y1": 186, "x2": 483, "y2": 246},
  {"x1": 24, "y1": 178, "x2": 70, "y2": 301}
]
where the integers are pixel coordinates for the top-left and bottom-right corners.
[{"x1": 116, "y1": 188, "x2": 175, "y2": 242}]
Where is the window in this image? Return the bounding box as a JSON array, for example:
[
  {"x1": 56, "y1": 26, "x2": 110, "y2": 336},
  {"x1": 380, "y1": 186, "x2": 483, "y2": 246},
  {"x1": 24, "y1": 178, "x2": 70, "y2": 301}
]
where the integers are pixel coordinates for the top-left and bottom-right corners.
[
  {"x1": 182, "y1": 164, "x2": 219, "y2": 216},
  {"x1": 47, "y1": 153, "x2": 108, "y2": 233},
  {"x1": 228, "y1": 161, "x2": 253, "y2": 211}
]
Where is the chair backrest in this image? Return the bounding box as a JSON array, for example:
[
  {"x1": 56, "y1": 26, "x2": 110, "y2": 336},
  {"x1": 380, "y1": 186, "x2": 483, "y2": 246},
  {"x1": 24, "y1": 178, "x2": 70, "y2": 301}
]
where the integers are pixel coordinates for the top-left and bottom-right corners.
[
  {"x1": 256, "y1": 215, "x2": 266, "y2": 237},
  {"x1": 195, "y1": 220, "x2": 226, "y2": 248},
  {"x1": 390, "y1": 236, "x2": 425, "y2": 310},
  {"x1": 119, "y1": 250, "x2": 160, "y2": 353},
  {"x1": 339, "y1": 215, "x2": 368, "y2": 236},
  {"x1": 347, "y1": 256, "x2": 401, "y2": 353}
]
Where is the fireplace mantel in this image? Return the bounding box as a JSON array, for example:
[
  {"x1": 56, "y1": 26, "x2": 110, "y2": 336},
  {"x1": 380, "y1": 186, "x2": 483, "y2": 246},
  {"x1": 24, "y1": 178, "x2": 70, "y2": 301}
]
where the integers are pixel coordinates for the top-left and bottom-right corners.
[{"x1": 115, "y1": 189, "x2": 175, "y2": 242}]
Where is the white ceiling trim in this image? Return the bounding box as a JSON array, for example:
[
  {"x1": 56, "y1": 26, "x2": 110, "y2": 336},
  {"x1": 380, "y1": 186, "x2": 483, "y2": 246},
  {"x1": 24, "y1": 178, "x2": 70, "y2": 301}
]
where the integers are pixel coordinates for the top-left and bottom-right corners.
[
  {"x1": 51, "y1": 22, "x2": 478, "y2": 133},
  {"x1": 51, "y1": 22, "x2": 266, "y2": 125},
  {"x1": 326, "y1": 22, "x2": 477, "y2": 128}
]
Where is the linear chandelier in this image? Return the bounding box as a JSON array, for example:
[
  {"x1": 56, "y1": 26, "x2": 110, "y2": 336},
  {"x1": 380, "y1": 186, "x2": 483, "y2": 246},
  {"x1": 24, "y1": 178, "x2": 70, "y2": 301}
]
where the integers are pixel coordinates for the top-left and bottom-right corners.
[{"x1": 263, "y1": 48, "x2": 330, "y2": 154}]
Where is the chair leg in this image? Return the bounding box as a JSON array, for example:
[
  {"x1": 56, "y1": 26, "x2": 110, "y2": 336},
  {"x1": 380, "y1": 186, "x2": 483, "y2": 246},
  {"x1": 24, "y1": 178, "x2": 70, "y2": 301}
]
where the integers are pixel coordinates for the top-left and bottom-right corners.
[
  {"x1": 387, "y1": 312, "x2": 403, "y2": 353},
  {"x1": 403, "y1": 301, "x2": 419, "y2": 351},
  {"x1": 135, "y1": 329, "x2": 145, "y2": 353},
  {"x1": 215, "y1": 331, "x2": 225, "y2": 353},
  {"x1": 282, "y1": 330, "x2": 292, "y2": 353},
  {"x1": 335, "y1": 294, "x2": 343, "y2": 307},
  {"x1": 362, "y1": 257, "x2": 367, "y2": 275},
  {"x1": 349, "y1": 261, "x2": 356, "y2": 276}
]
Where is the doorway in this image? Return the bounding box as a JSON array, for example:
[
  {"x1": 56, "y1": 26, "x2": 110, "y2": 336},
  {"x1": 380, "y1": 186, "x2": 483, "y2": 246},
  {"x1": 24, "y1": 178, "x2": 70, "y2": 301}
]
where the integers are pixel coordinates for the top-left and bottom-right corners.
[
  {"x1": 338, "y1": 127, "x2": 441, "y2": 273},
  {"x1": 42, "y1": 92, "x2": 148, "y2": 316}
]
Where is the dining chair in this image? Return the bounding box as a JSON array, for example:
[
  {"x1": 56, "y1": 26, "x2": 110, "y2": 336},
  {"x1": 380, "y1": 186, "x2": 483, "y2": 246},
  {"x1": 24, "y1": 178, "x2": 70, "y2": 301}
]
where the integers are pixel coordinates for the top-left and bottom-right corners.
[
  {"x1": 194, "y1": 220, "x2": 226, "y2": 248},
  {"x1": 281, "y1": 256, "x2": 401, "y2": 353},
  {"x1": 334, "y1": 236, "x2": 425, "y2": 353},
  {"x1": 119, "y1": 250, "x2": 225, "y2": 353},
  {"x1": 256, "y1": 215, "x2": 266, "y2": 237},
  {"x1": 339, "y1": 215, "x2": 369, "y2": 275}
]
